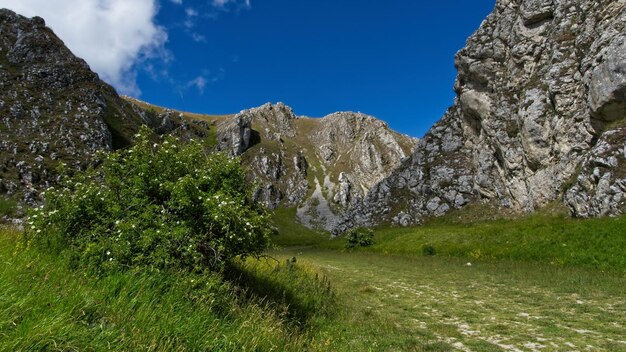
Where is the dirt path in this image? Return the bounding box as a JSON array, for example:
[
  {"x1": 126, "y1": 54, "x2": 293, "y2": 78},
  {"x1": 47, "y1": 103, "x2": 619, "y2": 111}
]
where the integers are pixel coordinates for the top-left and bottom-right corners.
[{"x1": 273, "y1": 247, "x2": 626, "y2": 351}]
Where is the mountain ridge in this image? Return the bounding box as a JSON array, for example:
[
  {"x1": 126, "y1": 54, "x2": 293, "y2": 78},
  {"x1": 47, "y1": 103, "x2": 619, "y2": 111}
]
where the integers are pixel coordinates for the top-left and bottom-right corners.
[
  {"x1": 124, "y1": 97, "x2": 417, "y2": 230},
  {"x1": 0, "y1": 8, "x2": 415, "y2": 227},
  {"x1": 1, "y1": 3, "x2": 625, "y2": 231},
  {"x1": 336, "y1": 0, "x2": 626, "y2": 232}
]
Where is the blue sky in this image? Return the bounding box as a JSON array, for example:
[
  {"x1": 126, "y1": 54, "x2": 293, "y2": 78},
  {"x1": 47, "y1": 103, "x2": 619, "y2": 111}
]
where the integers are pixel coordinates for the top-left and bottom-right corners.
[
  {"x1": 146, "y1": 0, "x2": 495, "y2": 137},
  {"x1": 1, "y1": 0, "x2": 495, "y2": 137}
]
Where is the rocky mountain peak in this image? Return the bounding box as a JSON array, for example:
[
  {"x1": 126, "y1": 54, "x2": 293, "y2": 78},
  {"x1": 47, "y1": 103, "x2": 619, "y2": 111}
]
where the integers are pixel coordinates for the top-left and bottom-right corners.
[
  {"x1": 239, "y1": 102, "x2": 297, "y2": 140},
  {"x1": 1, "y1": 10, "x2": 84, "y2": 72},
  {"x1": 0, "y1": 5, "x2": 416, "y2": 227},
  {"x1": 338, "y1": 0, "x2": 626, "y2": 231},
  {"x1": 318, "y1": 112, "x2": 389, "y2": 140},
  {"x1": 5, "y1": 3, "x2": 623, "y2": 231},
  {"x1": 0, "y1": 9, "x2": 209, "y2": 207},
  {"x1": 218, "y1": 103, "x2": 417, "y2": 230},
  {"x1": 0, "y1": 9, "x2": 117, "y2": 204}
]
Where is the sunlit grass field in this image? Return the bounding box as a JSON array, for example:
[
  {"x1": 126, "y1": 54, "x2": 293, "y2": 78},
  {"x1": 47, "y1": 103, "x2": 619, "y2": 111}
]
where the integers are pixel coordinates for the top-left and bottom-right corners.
[
  {"x1": 269, "y1": 246, "x2": 626, "y2": 351},
  {"x1": 2, "y1": 208, "x2": 625, "y2": 351},
  {"x1": 0, "y1": 227, "x2": 333, "y2": 351},
  {"x1": 273, "y1": 206, "x2": 626, "y2": 272}
]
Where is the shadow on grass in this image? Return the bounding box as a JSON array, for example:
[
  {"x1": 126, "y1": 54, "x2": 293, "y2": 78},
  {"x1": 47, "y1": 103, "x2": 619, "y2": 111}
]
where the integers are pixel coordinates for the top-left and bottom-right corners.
[{"x1": 224, "y1": 257, "x2": 336, "y2": 330}]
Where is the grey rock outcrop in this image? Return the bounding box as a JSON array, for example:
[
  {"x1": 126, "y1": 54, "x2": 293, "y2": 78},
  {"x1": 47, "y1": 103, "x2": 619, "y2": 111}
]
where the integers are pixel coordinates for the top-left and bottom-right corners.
[
  {"x1": 229, "y1": 103, "x2": 416, "y2": 230},
  {"x1": 565, "y1": 127, "x2": 626, "y2": 217},
  {"x1": 588, "y1": 33, "x2": 626, "y2": 122},
  {"x1": 339, "y1": 0, "x2": 626, "y2": 231},
  {"x1": 124, "y1": 96, "x2": 212, "y2": 140},
  {"x1": 0, "y1": 10, "x2": 211, "y2": 205},
  {"x1": 216, "y1": 114, "x2": 252, "y2": 155},
  {"x1": 0, "y1": 9, "x2": 134, "y2": 203},
  {"x1": 6, "y1": 2, "x2": 624, "y2": 230},
  {"x1": 241, "y1": 102, "x2": 297, "y2": 141}
]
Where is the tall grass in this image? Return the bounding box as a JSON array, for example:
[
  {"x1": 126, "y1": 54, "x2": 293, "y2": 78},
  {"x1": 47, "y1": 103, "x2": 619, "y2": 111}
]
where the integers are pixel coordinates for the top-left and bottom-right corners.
[
  {"x1": 270, "y1": 207, "x2": 330, "y2": 246},
  {"x1": 0, "y1": 227, "x2": 334, "y2": 351},
  {"x1": 226, "y1": 257, "x2": 335, "y2": 330}
]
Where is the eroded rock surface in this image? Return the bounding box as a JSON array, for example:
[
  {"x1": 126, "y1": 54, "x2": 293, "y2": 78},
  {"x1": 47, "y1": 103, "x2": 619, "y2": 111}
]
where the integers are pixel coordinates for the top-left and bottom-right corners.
[
  {"x1": 339, "y1": 0, "x2": 626, "y2": 231},
  {"x1": 0, "y1": 10, "x2": 133, "y2": 204},
  {"x1": 0, "y1": 10, "x2": 211, "y2": 206},
  {"x1": 233, "y1": 103, "x2": 416, "y2": 230}
]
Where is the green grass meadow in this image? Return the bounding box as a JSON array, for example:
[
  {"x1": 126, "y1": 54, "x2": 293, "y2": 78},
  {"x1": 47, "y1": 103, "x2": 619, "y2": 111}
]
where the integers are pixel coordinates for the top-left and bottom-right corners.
[
  {"x1": 2, "y1": 209, "x2": 626, "y2": 351},
  {"x1": 272, "y1": 207, "x2": 626, "y2": 272},
  {"x1": 0, "y1": 227, "x2": 334, "y2": 351},
  {"x1": 367, "y1": 212, "x2": 626, "y2": 271}
]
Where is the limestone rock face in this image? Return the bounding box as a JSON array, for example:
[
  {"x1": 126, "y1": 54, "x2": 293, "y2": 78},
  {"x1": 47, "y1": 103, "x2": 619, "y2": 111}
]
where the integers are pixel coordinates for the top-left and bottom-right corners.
[
  {"x1": 339, "y1": 0, "x2": 626, "y2": 231},
  {"x1": 588, "y1": 34, "x2": 626, "y2": 122},
  {"x1": 216, "y1": 114, "x2": 252, "y2": 155},
  {"x1": 565, "y1": 127, "x2": 626, "y2": 217},
  {"x1": 231, "y1": 103, "x2": 416, "y2": 230},
  {"x1": 0, "y1": 9, "x2": 142, "y2": 204},
  {"x1": 0, "y1": 10, "x2": 210, "y2": 206}
]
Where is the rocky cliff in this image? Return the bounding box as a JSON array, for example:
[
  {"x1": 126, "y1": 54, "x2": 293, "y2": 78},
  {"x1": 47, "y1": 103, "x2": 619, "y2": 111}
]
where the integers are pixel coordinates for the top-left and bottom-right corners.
[
  {"x1": 0, "y1": 9, "x2": 211, "y2": 208},
  {"x1": 339, "y1": 0, "x2": 626, "y2": 231},
  {"x1": 125, "y1": 101, "x2": 415, "y2": 231},
  {"x1": 4, "y1": 2, "x2": 624, "y2": 230},
  {"x1": 211, "y1": 102, "x2": 416, "y2": 230},
  {"x1": 0, "y1": 8, "x2": 415, "y2": 227},
  {"x1": 124, "y1": 100, "x2": 416, "y2": 231}
]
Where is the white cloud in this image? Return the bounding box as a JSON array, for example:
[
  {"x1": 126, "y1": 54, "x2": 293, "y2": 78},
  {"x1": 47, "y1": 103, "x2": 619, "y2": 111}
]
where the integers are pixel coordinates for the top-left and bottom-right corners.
[
  {"x1": 191, "y1": 33, "x2": 207, "y2": 42},
  {"x1": 212, "y1": 0, "x2": 229, "y2": 7},
  {"x1": 212, "y1": 0, "x2": 251, "y2": 10},
  {"x1": 184, "y1": 6, "x2": 199, "y2": 29},
  {"x1": 184, "y1": 69, "x2": 224, "y2": 95},
  {"x1": 185, "y1": 7, "x2": 198, "y2": 17},
  {"x1": 187, "y1": 76, "x2": 208, "y2": 94},
  {"x1": 0, "y1": 0, "x2": 167, "y2": 96}
]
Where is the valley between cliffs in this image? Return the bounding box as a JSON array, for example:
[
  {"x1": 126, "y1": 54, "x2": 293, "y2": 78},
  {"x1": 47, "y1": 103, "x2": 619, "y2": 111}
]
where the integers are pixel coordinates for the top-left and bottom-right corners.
[{"x1": 1, "y1": 0, "x2": 626, "y2": 231}]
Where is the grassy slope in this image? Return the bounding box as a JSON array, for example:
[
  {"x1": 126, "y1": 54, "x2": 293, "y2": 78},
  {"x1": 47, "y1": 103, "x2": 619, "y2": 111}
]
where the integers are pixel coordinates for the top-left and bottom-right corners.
[
  {"x1": 0, "y1": 196, "x2": 18, "y2": 217},
  {"x1": 273, "y1": 205, "x2": 626, "y2": 272},
  {"x1": 271, "y1": 207, "x2": 330, "y2": 246},
  {"x1": 122, "y1": 97, "x2": 235, "y2": 122},
  {"x1": 266, "y1": 207, "x2": 626, "y2": 350},
  {"x1": 121, "y1": 96, "x2": 234, "y2": 149},
  {"x1": 270, "y1": 247, "x2": 626, "y2": 351},
  {"x1": 368, "y1": 212, "x2": 626, "y2": 272},
  {"x1": 3, "y1": 204, "x2": 625, "y2": 351},
  {"x1": 0, "y1": 227, "x2": 335, "y2": 351}
]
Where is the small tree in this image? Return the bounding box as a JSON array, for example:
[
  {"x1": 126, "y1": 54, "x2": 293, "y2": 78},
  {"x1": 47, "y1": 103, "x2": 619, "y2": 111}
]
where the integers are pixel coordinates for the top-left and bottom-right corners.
[
  {"x1": 24, "y1": 126, "x2": 272, "y2": 273},
  {"x1": 344, "y1": 227, "x2": 375, "y2": 249}
]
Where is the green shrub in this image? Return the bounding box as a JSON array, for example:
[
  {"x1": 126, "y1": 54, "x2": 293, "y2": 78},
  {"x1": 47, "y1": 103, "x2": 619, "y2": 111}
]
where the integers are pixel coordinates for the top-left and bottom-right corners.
[
  {"x1": 0, "y1": 196, "x2": 17, "y2": 217},
  {"x1": 344, "y1": 227, "x2": 374, "y2": 249},
  {"x1": 422, "y1": 244, "x2": 436, "y2": 256},
  {"x1": 23, "y1": 126, "x2": 272, "y2": 273}
]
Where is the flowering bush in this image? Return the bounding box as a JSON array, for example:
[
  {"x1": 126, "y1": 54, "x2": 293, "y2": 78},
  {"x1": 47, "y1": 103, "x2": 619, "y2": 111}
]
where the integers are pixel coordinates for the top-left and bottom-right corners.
[
  {"x1": 24, "y1": 126, "x2": 272, "y2": 273},
  {"x1": 344, "y1": 227, "x2": 374, "y2": 249}
]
